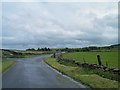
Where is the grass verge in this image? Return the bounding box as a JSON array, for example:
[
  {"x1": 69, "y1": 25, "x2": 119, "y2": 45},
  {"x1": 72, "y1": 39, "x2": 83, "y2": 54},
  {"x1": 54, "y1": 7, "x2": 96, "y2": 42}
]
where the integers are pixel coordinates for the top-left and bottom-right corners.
[
  {"x1": 44, "y1": 57, "x2": 119, "y2": 88},
  {"x1": 1, "y1": 58, "x2": 16, "y2": 73}
]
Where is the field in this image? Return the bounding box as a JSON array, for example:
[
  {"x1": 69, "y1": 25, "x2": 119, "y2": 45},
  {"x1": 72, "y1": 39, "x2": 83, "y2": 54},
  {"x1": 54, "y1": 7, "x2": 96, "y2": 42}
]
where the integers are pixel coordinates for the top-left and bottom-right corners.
[
  {"x1": 44, "y1": 57, "x2": 119, "y2": 88},
  {"x1": 63, "y1": 51, "x2": 118, "y2": 68}
]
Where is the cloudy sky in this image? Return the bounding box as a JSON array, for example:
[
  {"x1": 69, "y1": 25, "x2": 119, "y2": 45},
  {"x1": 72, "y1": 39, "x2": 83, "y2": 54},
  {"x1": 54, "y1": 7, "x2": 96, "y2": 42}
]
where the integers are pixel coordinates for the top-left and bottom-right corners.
[{"x1": 1, "y1": 1, "x2": 118, "y2": 49}]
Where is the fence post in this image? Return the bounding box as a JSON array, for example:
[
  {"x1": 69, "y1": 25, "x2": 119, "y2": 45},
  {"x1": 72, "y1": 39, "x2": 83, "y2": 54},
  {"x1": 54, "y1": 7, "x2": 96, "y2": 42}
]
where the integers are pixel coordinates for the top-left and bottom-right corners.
[
  {"x1": 106, "y1": 61, "x2": 108, "y2": 67},
  {"x1": 97, "y1": 54, "x2": 102, "y2": 65},
  {"x1": 53, "y1": 53, "x2": 56, "y2": 58},
  {"x1": 83, "y1": 58, "x2": 86, "y2": 63}
]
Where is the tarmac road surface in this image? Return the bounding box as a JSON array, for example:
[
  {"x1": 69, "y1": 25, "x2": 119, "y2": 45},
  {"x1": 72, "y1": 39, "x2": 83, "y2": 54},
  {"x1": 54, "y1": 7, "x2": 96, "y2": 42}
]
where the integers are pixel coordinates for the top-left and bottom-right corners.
[{"x1": 2, "y1": 55, "x2": 87, "y2": 88}]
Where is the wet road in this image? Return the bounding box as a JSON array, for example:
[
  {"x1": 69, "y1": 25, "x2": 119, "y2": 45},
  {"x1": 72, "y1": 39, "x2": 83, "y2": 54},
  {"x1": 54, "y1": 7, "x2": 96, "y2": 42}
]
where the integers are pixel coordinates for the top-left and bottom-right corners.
[{"x1": 2, "y1": 55, "x2": 86, "y2": 88}]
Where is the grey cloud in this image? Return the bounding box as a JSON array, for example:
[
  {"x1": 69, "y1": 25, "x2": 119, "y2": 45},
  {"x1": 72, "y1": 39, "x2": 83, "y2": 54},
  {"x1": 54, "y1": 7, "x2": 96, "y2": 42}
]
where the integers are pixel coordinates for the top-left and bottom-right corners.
[{"x1": 2, "y1": 2, "x2": 118, "y2": 49}]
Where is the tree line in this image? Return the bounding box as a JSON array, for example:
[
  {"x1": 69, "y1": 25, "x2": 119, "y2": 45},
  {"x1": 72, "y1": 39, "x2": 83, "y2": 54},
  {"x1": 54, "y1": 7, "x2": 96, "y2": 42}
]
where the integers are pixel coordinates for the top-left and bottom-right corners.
[
  {"x1": 26, "y1": 44, "x2": 119, "y2": 52},
  {"x1": 26, "y1": 47, "x2": 51, "y2": 51}
]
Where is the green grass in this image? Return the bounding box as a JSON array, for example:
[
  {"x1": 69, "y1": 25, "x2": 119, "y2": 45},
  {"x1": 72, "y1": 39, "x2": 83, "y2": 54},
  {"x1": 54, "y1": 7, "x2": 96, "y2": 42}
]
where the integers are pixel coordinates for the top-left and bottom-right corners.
[
  {"x1": 0, "y1": 58, "x2": 16, "y2": 73},
  {"x1": 63, "y1": 51, "x2": 118, "y2": 68},
  {"x1": 44, "y1": 57, "x2": 119, "y2": 88}
]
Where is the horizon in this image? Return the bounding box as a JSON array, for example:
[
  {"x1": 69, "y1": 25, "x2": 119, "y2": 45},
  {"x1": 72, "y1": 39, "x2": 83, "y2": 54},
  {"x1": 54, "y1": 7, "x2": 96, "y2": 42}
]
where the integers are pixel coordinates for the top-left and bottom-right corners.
[{"x1": 1, "y1": 43, "x2": 119, "y2": 50}]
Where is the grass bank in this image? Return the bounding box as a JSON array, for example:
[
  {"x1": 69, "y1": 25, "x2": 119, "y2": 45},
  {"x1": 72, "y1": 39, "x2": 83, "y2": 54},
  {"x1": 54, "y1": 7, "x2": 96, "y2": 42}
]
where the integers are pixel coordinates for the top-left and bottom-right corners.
[
  {"x1": 44, "y1": 57, "x2": 119, "y2": 88},
  {"x1": 1, "y1": 58, "x2": 16, "y2": 73}
]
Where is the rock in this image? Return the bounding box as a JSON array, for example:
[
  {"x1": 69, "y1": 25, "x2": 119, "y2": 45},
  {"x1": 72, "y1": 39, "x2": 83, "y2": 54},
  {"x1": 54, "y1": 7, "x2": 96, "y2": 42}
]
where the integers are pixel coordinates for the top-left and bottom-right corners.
[{"x1": 113, "y1": 68, "x2": 120, "y2": 73}]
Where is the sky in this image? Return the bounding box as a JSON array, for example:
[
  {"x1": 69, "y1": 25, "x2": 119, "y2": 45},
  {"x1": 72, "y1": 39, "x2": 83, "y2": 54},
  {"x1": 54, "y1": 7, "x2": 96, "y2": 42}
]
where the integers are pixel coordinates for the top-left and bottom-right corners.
[{"x1": 1, "y1": 1, "x2": 119, "y2": 49}]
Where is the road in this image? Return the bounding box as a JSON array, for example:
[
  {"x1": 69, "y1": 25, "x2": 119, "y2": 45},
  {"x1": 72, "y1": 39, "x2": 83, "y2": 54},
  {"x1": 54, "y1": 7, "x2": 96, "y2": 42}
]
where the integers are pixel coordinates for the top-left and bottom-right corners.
[{"x1": 2, "y1": 55, "x2": 86, "y2": 88}]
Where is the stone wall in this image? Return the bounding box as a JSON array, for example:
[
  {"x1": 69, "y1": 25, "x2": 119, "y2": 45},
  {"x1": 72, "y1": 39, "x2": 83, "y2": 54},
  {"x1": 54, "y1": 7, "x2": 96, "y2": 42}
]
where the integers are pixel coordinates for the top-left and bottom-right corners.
[{"x1": 57, "y1": 58, "x2": 120, "y2": 75}]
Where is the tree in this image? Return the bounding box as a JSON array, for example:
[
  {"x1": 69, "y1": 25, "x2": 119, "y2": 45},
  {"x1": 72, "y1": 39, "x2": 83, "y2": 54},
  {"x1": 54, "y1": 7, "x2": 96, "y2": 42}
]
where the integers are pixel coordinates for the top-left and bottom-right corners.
[
  {"x1": 48, "y1": 48, "x2": 50, "y2": 51},
  {"x1": 44, "y1": 47, "x2": 47, "y2": 51},
  {"x1": 26, "y1": 48, "x2": 36, "y2": 51},
  {"x1": 37, "y1": 48, "x2": 41, "y2": 51}
]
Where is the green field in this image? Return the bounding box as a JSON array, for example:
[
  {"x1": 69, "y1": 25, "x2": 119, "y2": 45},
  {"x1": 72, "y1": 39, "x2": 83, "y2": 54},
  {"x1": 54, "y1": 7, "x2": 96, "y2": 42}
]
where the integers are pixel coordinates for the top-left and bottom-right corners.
[{"x1": 63, "y1": 51, "x2": 118, "y2": 68}]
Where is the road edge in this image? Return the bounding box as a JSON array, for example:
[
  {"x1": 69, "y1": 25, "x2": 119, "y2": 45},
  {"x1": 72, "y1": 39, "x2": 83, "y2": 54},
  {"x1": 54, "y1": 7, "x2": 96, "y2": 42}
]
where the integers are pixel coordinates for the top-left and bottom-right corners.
[
  {"x1": 2, "y1": 61, "x2": 16, "y2": 75},
  {"x1": 43, "y1": 58, "x2": 89, "y2": 88}
]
